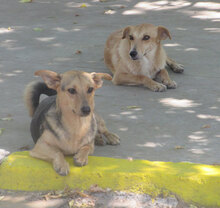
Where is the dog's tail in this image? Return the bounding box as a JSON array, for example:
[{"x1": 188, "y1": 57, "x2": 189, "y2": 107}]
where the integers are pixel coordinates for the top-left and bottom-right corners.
[{"x1": 24, "y1": 81, "x2": 56, "y2": 117}]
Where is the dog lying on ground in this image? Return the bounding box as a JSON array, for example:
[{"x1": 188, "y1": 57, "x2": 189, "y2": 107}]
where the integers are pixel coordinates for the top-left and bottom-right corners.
[
  {"x1": 24, "y1": 70, "x2": 120, "y2": 176},
  {"x1": 104, "y1": 23, "x2": 184, "y2": 92}
]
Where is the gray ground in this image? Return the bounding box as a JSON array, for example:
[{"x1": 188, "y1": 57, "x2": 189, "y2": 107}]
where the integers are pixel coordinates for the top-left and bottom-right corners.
[
  {"x1": 0, "y1": 0, "x2": 219, "y2": 164},
  {"x1": 0, "y1": 0, "x2": 219, "y2": 207}
]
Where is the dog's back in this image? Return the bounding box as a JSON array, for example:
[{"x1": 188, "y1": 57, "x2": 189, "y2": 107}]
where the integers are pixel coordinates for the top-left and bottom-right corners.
[
  {"x1": 104, "y1": 29, "x2": 123, "y2": 74},
  {"x1": 24, "y1": 81, "x2": 57, "y2": 143}
]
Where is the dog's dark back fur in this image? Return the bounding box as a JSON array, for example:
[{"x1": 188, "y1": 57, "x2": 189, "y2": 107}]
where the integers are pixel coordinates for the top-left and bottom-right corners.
[
  {"x1": 24, "y1": 81, "x2": 57, "y2": 143},
  {"x1": 31, "y1": 95, "x2": 56, "y2": 143},
  {"x1": 30, "y1": 82, "x2": 56, "y2": 114}
]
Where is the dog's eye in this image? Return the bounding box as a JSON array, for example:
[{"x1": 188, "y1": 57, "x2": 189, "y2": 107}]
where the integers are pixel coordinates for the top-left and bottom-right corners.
[
  {"x1": 143, "y1": 35, "x2": 150, "y2": 40},
  {"x1": 68, "y1": 88, "x2": 76, "y2": 94},
  {"x1": 129, "y1": 35, "x2": 134, "y2": 40},
  {"x1": 87, "y1": 87, "x2": 94, "y2": 94}
]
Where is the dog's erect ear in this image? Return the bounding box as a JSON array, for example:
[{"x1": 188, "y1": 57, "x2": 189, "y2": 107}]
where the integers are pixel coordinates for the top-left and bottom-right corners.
[
  {"x1": 91, "y1": 72, "x2": 112, "y2": 89},
  {"x1": 122, "y1": 26, "x2": 131, "y2": 39},
  {"x1": 35, "y1": 70, "x2": 61, "y2": 90},
  {"x1": 157, "y1": 26, "x2": 171, "y2": 40}
]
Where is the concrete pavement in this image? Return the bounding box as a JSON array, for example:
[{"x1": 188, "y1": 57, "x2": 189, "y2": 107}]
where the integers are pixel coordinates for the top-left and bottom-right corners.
[{"x1": 0, "y1": 0, "x2": 219, "y2": 164}]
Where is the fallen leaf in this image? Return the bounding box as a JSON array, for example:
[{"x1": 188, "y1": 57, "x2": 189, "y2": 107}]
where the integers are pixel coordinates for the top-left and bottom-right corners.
[
  {"x1": 175, "y1": 146, "x2": 184, "y2": 150},
  {"x1": 104, "y1": 10, "x2": 115, "y2": 15},
  {"x1": 33, "y1": 27, "x2": 43, "y2": 32},
  {"x1": 127, "y1": 157, "x2": 133, "y2": 161},
  {"x1": 201, "y1": 124, "x2": 210, "y2": 129},
  {"x1": 43, "y1": 193, "x2": 51, "y2": 201},
  {"x1": 18, "y1": 145, "x2": 30, "y2": 151},
  {"x1": 126, "y1": 105, "x2": 141, "y2": 109},
  {"x1": 0, "y1": 128, "x2": 5, "y2": 136},
  {"x1": 43, "y1": 186, "x2": 90, "y2": 201},
  {"x1": 0, "y1": 117, "x2": 13, "y2": 121},
  {"x1": 19, "y1": 0, "x2": 32, "y2": 3},
  {"x1": 69, "y1": 200, "x2": 75, "y2": 208},
  {"x1": 51, "y1": 194, "x2": 64, "y2": 199},
  {"x1": 0, "y1": 196, "x2": 4, "y2": 201},
  {"x1": 75, "y1": 14, "x2": 80, "y2": 17},
  {"x1": 43, "y1": 192, "x2": 64, "y2": 200},
  {"x1": 43, "y1": 192, "x2": 53, "y2": 200},
  {"x1": 80, "y1": 3, "x2": 87, "y2": 8},
  {"x1": 75, "y1": 50, "x2": 82, "y2": 54},
  {"x1": 75, "y1": 191, "x2": 90, "y2": 198},
  {"x1": 120, "y1": 5, "x2": 125, "y2": 9},
  {"x1": 89, "y1": 185, "x2": 107, "y2": 193}
]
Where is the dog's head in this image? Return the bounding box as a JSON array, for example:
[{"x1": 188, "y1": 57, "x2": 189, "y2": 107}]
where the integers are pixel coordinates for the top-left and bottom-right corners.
[
  {"x1": 35, "y1": 70, "x2": 112, "y2": 117},
  {"x1": 122, "y1": 23, "x2": 171, "y2": 60}
]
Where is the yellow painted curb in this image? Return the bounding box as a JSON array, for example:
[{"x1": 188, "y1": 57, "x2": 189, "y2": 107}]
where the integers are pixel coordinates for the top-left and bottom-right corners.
[{"x1": 0, "y1": 151, "x2": 220, "y2": 207}]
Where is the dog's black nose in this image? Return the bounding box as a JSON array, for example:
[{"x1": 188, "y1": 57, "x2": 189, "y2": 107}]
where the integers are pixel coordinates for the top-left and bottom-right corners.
[
  {"x1": 129, "y1": 50, "x2": 138, "y2": 59},
  {"x1": 81, "y1": 106, "x2": 91, "y2": 115}
]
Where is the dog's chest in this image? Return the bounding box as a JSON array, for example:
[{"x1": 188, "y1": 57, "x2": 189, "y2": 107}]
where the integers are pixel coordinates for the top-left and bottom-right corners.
[
  {"x1": 139, "y1": 57, "x2": 155, "y2": 79},
  {"x1": 61, "y1": 115, "x2": 97, "y2": 155}
]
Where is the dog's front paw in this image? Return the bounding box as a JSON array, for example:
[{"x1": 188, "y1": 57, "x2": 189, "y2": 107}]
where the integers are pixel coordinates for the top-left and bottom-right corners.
[
  {"x1": 74, "y1": 153, "x2": 88, "y2": 167},
  {"x1": 53, "y1": 158, "x2": 69, "y2": 176},
  {"x1": 105, "y1": 132, "x2": 120, "y2": 145},
  {"x1": 151, "y1": 83, "x2": 167, "y2": 92},
  {"x1": 164, "y1": 80, "x2": 177, "y2": 89}
]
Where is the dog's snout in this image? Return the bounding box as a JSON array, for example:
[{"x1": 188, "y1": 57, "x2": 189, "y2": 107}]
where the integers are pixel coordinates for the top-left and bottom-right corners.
[
  {"x1": 129, "y1": 50, "x2": 138, "y2": 60},
  {"x1": 81, "y1": 106, "x2": 91, "y2": 116}
]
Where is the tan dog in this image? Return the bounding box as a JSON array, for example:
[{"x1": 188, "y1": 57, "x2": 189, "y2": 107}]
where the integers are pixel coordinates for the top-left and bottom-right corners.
[
  {"x1": 24, "y1": 70, "x2": 120, "y2": 176},
  {"x1": 104, "y1": 23, "x2": 184, "y2": 92}
]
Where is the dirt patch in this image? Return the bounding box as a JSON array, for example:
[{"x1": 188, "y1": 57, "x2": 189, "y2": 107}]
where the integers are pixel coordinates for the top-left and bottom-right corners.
[{"x1": 0, "y1": 187, "x2": 189, "y2": 208}]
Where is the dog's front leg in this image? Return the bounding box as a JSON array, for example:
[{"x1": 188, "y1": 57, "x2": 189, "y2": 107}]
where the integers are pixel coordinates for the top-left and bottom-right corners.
[
  {"x1": 112, "y1": 72, "x2": 167, "y2": 92},
  {"x1": 30, "y1": 139, "x2": 69, "y2": 176},
  {"x1": 73, "y1": 143, "x2": 94, "y2": 167},
  {"x1": 166, "y1": 57, "x2": 184, "y2": 73},
  {"x1": 156, "y1": 69, "x2": 177, "y2": 89}
]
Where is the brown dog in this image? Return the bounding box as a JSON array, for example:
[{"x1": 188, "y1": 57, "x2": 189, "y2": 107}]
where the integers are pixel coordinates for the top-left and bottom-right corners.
[
  {"x1": 24, "y1": 70, "x2": 120, "y2": 176},
  {"x1": 104, "y1": 23, "x2": 184, "y2": 92}
]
